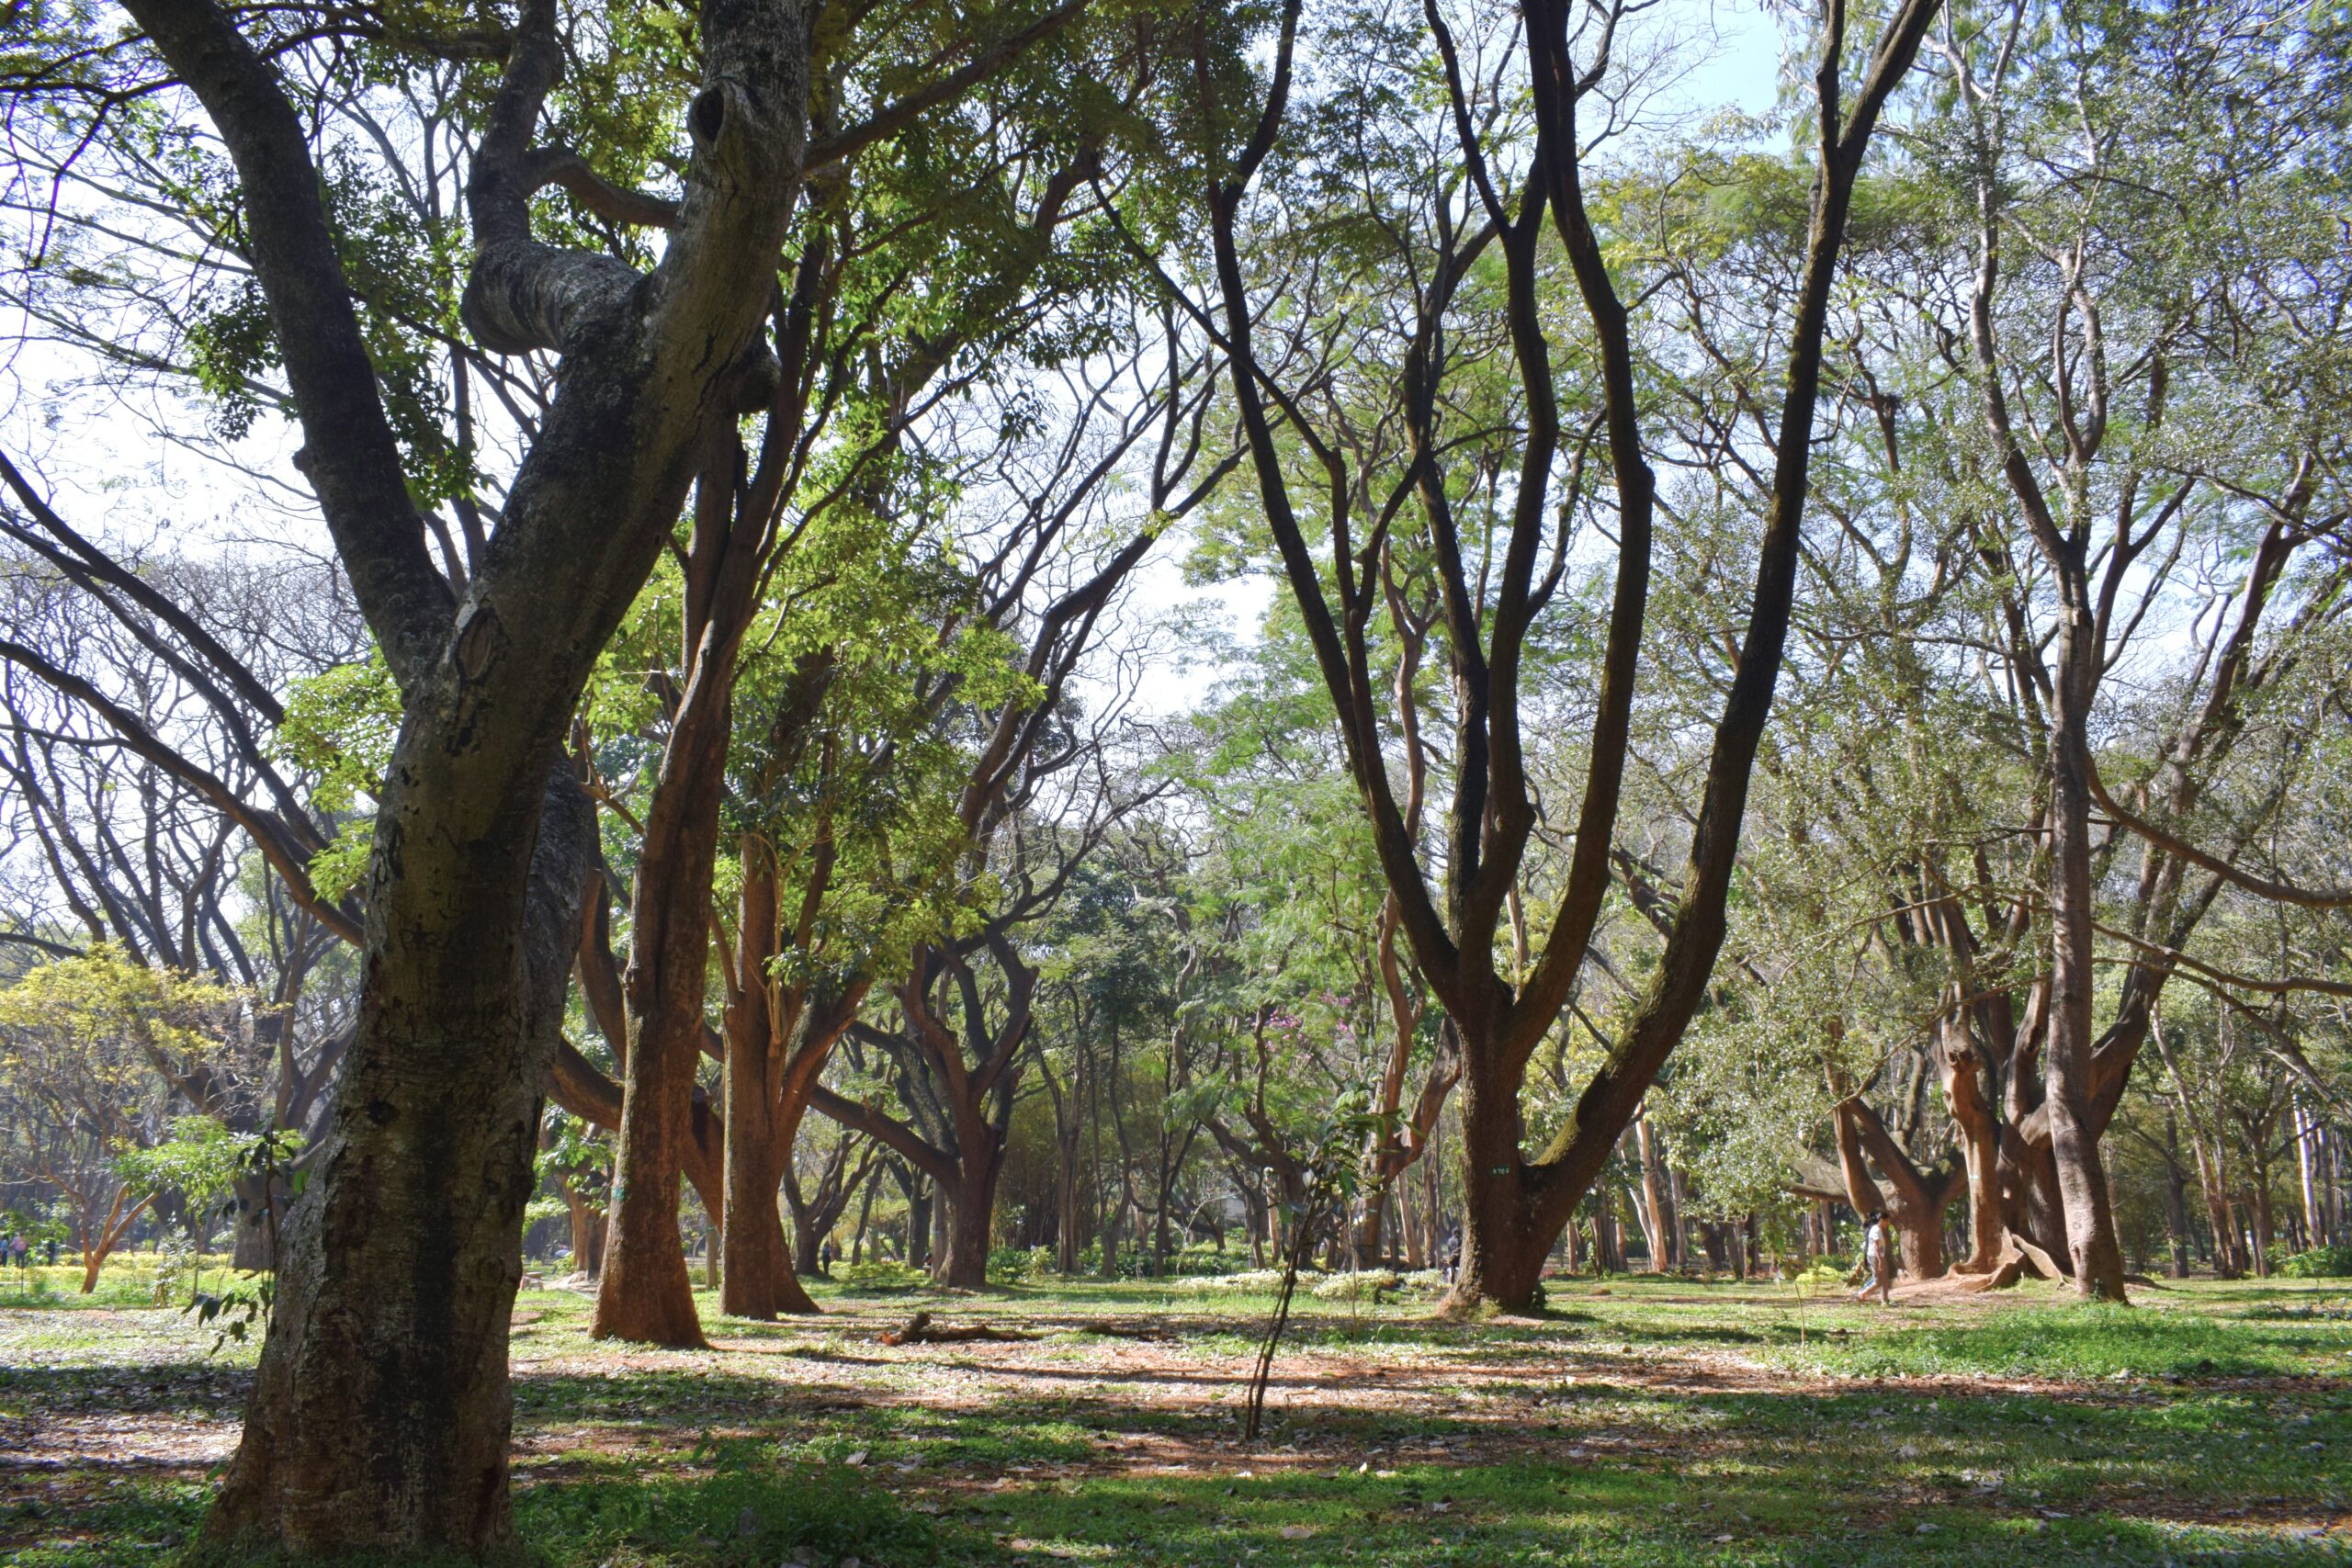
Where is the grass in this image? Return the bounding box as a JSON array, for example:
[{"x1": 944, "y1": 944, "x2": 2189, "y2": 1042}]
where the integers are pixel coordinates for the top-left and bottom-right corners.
[
  {"x1": 4, "y1": 1269, "x2": 2348, "y2": 1565},
  {"x1": 1780, "y1": 1300, "x2": 2352, "y2": 1380},
  {"x1": 0, "y1": 1258, "x2": 241, "y2": 1314}
]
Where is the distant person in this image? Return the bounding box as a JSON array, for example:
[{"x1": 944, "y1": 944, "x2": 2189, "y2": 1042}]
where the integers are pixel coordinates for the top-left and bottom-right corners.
[
  {"x1": 1852, "y1": 1210, "x2": 1894, "y2": 1306},
  {"x1": 820, "y1": 1237, "x2": 836, "y2": 1276},
  {"x1": 42, "y1": 1237, "x2": 56, "y2": 1267},
  {"x1": 1443, "y1": 1231, "x2": 1462, "y2": 1286}
]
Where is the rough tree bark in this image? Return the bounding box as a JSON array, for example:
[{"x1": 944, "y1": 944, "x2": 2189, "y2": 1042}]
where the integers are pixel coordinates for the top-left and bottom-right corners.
[{"x1": 119, "y1": 0, "x2": 808, "y2": 1547}]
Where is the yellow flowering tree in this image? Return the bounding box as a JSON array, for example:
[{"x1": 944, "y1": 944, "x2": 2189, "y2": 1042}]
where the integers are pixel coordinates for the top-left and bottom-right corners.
[{"x1": 0, "y1": 948, "x2": 241, "y2": 1290}]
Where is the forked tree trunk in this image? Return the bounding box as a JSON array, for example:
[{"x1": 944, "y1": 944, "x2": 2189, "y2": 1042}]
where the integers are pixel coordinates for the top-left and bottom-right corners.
[
  {"x1": 1406, "y1": 0, "x2": 1941, "y2": 1318},
  {"x1": 1833, "y1": 1097, "x2": 1962, "y2": 1280},
  {"x1": 78, "y1": 1188, "x2": 151, "y2": 1292}
]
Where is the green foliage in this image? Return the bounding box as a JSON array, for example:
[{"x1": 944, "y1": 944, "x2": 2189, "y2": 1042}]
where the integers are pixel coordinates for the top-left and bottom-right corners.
[
  {"x1": 183, "y1": 279, "x2": 277, "y2": 441},
  {"x1": 989, "y1": 1245, "x2": 1057, "y2": 1284},
  {"x1": 112, "y1": 1117, "x2": 260, "y2": 1214},
  {"x1": 836, "y1": 1258, "x2": 930, "y2": 1292},
  {"x1": 275, "y1": 651, "x2": 400, "y2": 901},
  {"x1": 0, "y1": 946, "x2": 239, "y2": 1066},
  {"x1": 178, "y1": 1126, "x2": 302, "y2": 1349},
  {"x1": 2278, "y1": 1246, "x2": 2352, "y2": 1280}
]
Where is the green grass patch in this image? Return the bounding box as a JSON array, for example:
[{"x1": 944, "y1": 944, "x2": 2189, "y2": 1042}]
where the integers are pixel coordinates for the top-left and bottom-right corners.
[
  {"x1": 1778, "y1": 1303, "x2": 2352, "y2": 1381},
  {"x1": 7, "y1": 1277, "x2": 2352, "y2": 1565},
  {"x1": 516, "y1": 1444, "x2": 948, "y2": 1566}
]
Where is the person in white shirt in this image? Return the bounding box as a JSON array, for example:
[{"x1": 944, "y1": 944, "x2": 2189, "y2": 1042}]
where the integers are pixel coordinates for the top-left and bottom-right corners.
[{"x1": 1852, "y1": 1210, "x2": 1894, "y2": 1305}]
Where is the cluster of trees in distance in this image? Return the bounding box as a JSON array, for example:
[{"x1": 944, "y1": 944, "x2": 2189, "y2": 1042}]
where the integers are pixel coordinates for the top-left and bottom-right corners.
[{"x1": 1, "y1": 0, "x2": 2346, "y2": 1556}]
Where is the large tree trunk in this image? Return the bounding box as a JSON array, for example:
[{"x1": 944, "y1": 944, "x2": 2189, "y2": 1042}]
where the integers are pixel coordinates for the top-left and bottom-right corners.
[
  {"x1": 207, "y1": 772, "x2": 595, "y2": 1551},
  {"x1": 721, "y1": 1080, "x2": 814, "y2": 1317},
  {"x1": 936, "y1": 1156, "x2": 1001, "y2": 1290},
  {"x1": 120, "y1": 0, "x2": 806, "y2": 1540},
  {"x1": 1449, "y1": 1063, "x2": 1549, "y2": 1310}
]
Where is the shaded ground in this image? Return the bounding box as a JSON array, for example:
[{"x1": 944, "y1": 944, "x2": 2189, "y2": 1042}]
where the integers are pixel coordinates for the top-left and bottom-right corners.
[{"x1": 3, "y1": 1267, "x2": 2349, "y2": 1565}]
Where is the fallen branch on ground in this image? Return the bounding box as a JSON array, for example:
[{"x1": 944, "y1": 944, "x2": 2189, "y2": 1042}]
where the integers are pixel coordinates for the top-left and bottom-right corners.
[{"x1": 878, "y1": 1310, "x2": 1038, "y2": 1346}]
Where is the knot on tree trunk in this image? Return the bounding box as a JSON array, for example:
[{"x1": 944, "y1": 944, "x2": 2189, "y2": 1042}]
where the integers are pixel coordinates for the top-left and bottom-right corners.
[{"x1": 461, "y1": 243, "x2": 643, "y2": 357}]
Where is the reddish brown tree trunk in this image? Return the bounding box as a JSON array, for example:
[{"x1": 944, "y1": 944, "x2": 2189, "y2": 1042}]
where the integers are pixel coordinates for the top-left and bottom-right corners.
[
  {"x1": 720, "y1": 1069, "x2": 815, "y2": 1317},
  {"x1": 594, "y1": 420, "x2": 775, "y2": 1347},
  {"x1": 1834, "y1": 1097, "x2": 1962, "y2": 1280},
  {"x1": 937, "y1": 1156, "x2": 1002, "y2": 1290}
]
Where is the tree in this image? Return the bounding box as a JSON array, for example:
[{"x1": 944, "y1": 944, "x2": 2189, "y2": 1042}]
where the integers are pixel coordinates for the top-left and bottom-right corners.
[
  {"x1": 0, "y1": 546, "x2": 363, "y2": 1265},
  {"x1": 0, "y1": 948, "x2": 240, "y2": 1289},
  {"x1": 1900, "y1": 0, "x2": 2352, "y2": 1297},
  {"x1": 9, "y1": 0, "x2": 809, "y2": 1542},
  {"x1": 1160, "y1": 0, "x2": 1944, "y2": 1308},
  {"x1": 581, "y1": 5, "x2": 1113, "y2": 1338}
]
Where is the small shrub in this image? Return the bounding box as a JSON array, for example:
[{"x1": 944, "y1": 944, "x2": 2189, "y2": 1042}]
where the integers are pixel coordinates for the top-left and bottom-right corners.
[
  {"x1": 988, "y1": 1245, "x2": 1059, "y2": 1284},
  {"x1": 1309, "y1": 1269, "x2": 1401, "y2": 1302},
  {"x1": 837, "y1": 1258, "x2": 928, "y2": 1292},
  {"x1": 2278, "y1": 1245, "x2": 2352, "y2": 1279},
  {"x1": 1167, "y1": 1269, "x2": 1292, "y2": 1296}
]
